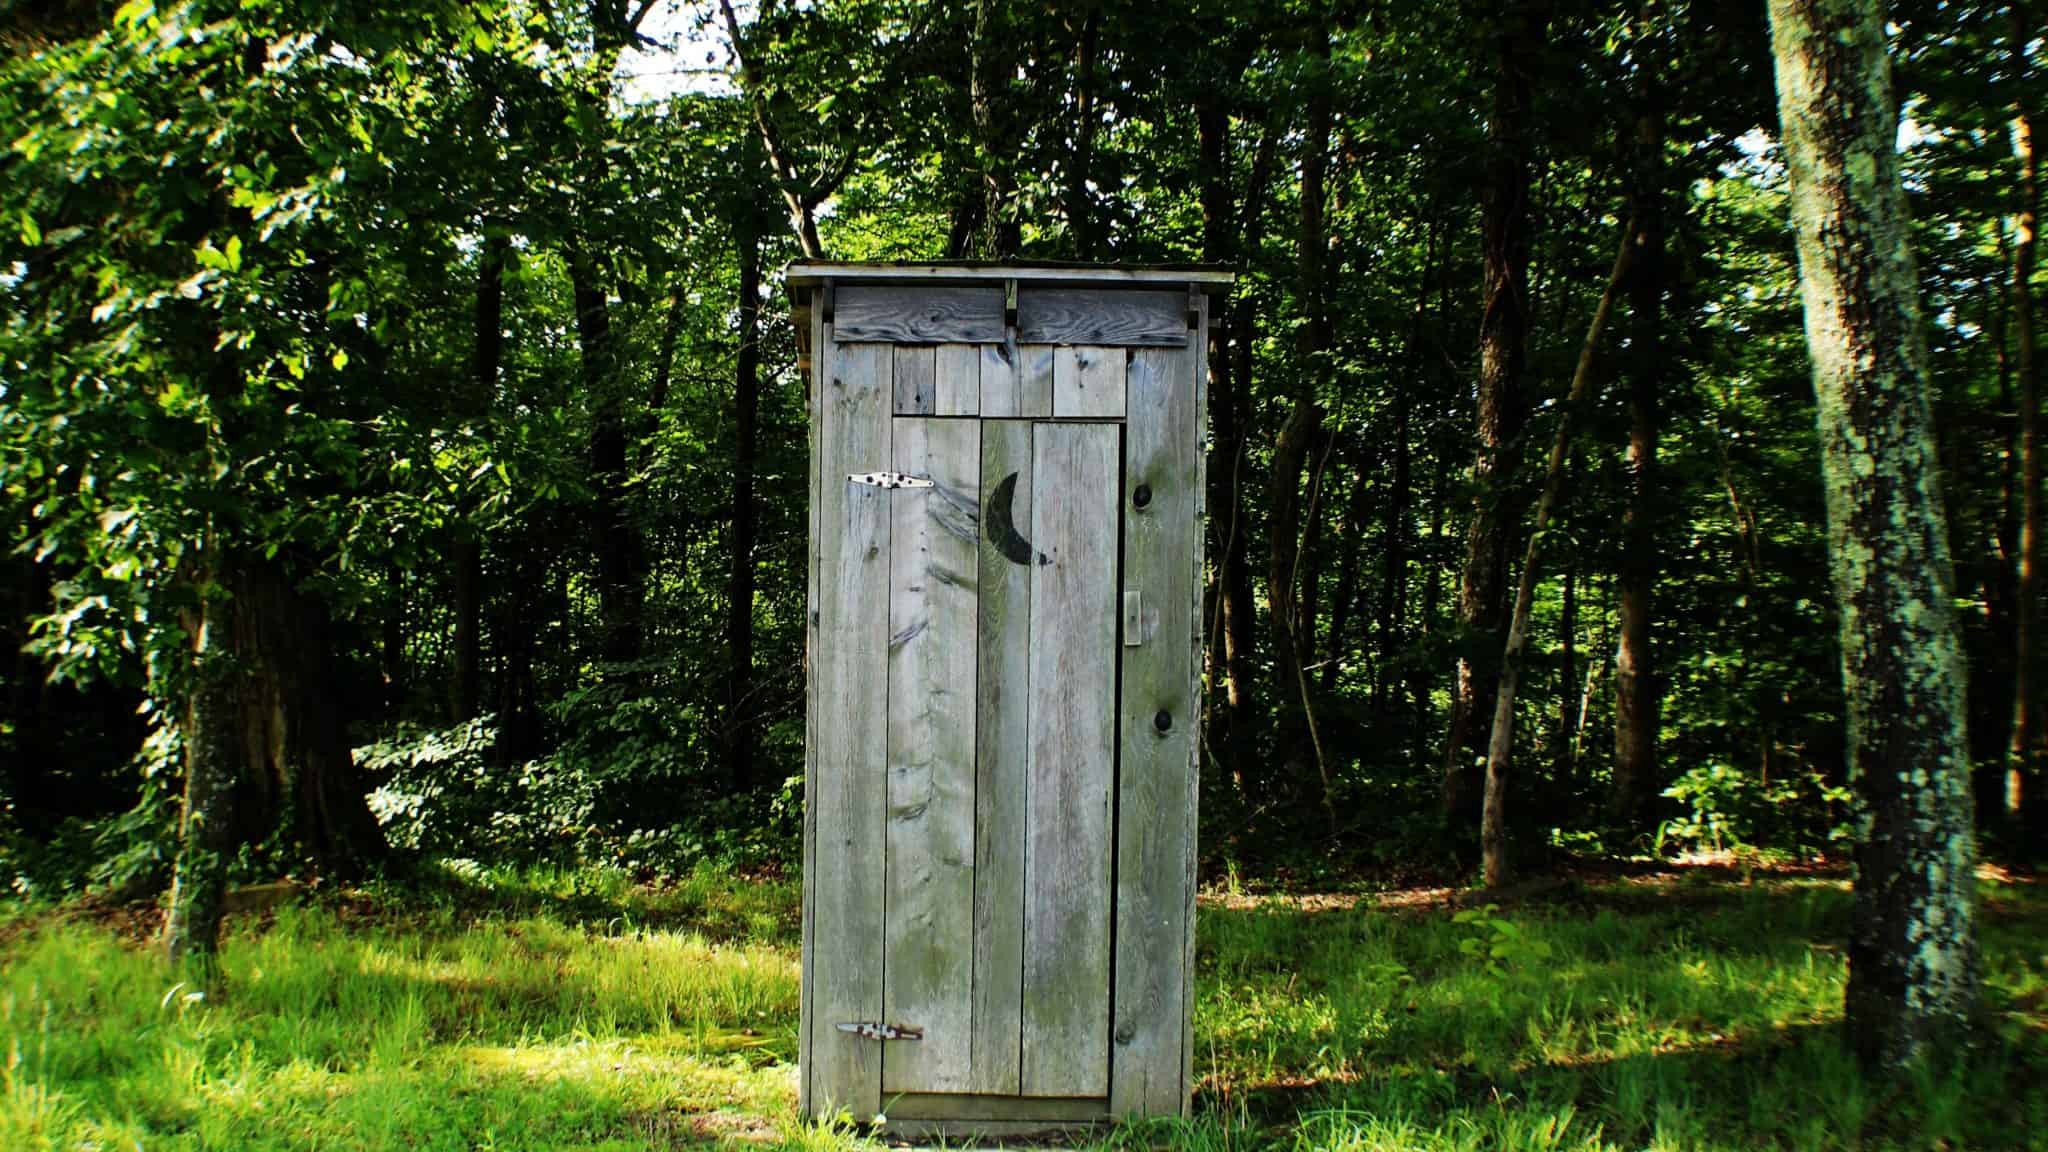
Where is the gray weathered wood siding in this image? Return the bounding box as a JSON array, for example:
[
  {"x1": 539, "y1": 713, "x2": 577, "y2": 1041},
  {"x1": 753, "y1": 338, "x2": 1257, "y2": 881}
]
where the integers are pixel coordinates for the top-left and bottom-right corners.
[
  {"x1": 1110, "y1": 339, "x2": 1201, "y2": 1117},
  {"x1": 1020, "y1": 421, "x2": 1119, "y2": 1098},
  {"x1": 971, "y1": 419, "x2": 1032, "y2": 1096},
  {"x1": 884, "y1": 417, "x2": 981, "y2": 1094},
  {"x1": 806, "y1": 339, "x2": 891, "y2": 1119},
  {"x1": 800, "y1": 268, "x2": 1220, "y2": 1136}
]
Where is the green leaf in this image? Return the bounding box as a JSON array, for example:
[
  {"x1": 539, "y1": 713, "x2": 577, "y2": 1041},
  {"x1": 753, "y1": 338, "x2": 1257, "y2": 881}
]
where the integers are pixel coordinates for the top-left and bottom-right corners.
[{"x1": 18, "y1": 211, "x2": 40, "y2": 246}]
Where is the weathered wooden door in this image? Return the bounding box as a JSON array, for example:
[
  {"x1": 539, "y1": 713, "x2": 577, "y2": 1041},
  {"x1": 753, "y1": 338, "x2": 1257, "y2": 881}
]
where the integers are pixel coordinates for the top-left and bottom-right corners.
[
  {"x1": 879, "y1": 411, "x2": 1120, "y2": 1100},
  {"x1": 803, "y1": 272, "x2": 1214, "y2": 1130}
]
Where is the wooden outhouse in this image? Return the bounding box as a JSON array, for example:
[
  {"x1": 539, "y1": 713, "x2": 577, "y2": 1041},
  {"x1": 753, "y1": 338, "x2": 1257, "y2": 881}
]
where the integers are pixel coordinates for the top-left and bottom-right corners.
[{"x1": 790, "y1": 263, "x2": 1230, "y2": 1138}]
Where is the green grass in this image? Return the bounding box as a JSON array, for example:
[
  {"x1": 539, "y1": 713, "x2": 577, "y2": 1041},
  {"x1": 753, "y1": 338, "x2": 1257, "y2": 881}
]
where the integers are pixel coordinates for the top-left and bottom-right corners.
[{"x1": 1, "y1": 863, "x2": 2042, "y2": 1151}]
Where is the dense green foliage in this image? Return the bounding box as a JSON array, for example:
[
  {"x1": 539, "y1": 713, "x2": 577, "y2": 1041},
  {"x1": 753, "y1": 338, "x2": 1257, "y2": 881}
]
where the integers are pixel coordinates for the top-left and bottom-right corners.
[{"x1": 14, "y1": 0, "x2": 2033, "y2": 893}]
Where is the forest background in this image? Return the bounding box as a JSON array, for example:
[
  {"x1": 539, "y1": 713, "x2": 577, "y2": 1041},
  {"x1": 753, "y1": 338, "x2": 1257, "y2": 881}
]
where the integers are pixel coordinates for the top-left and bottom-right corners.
[{"x1": 1, "y1": 0, "x2": 2044, "y2": 1010}]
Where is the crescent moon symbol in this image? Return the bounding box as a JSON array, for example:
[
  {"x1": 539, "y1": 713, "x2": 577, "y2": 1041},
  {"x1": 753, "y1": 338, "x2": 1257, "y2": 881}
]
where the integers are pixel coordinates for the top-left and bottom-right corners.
[{"x1": 985, "y1": 472, "x2": 1040, "y2": 567}]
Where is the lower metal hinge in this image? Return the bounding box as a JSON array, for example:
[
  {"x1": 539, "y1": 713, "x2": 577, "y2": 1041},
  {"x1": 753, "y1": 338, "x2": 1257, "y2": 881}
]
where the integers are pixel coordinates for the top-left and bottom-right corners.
[{"x1": 836, "y1": 1021, "x2": 924, "y2": 1041}]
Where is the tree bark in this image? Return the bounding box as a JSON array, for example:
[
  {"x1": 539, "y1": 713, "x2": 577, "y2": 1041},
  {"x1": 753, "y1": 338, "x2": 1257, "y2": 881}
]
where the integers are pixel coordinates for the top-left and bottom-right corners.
[
  {"x1": 724, "y1": 200, "x2": 763, "y2": 790},
  {"x1": 1768, "y1": 0, "x2": 1978, "y2": 1068},
  {"x1": 1612, "y1": 38, "x2": 1665, "y2": 828},
  {"x1": 164, "y1": 556, "x2": 238, "y2": 987},
  {"x1": 1445, "y1": 0, "x2": 1545, "y2": 828},
  {"x1": 2008, "y1": 0, "x2": 2041, "y2": 831},
  {"x1": 1481, "y1": 226, "x2": 1633, "y2": 889}
]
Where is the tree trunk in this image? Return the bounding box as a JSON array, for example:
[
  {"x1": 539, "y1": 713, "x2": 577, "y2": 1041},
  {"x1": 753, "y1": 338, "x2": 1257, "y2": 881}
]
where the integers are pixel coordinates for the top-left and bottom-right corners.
[
  {"x1": 1324, "y1": 440, "x2": 1376, "y2": 694},
  {"x1": 1612, "y1": 48, "x2": 1665, "y2": 828},
  {"x1": 278, "y1": 574, "x2": 392, "y2": 876},
  {"x1": 1983, "y1": 258, "x2": 2021, "y2": 809},
  {"x1": 1768, "y1": 0, "x2": 1978, "y2": 1068},
  {"x1": 1066, "y1": 5, "x2": 1099, "y2": 259},
  {"x1": 1204, "y1": 109, "x2": 1275, "y2": 792},
  {"x1": 2008, "y1": 0, "x2": 2041, "y2": 831},
  {"x1": 1554, "y1": 487, "x2": 1578, "y2": 794},
  {"x1": 452, "y1": 233, "x2": 507, "y2": 724},
  {"x1": 1445, "y1": 0, "x2": 1545, "y2": 828},
  {"x1": 1269, "y1": 34, "x2": 1334, "y2": 811},
  {"x1": 1480, "y1": 227, "x2": 1633, "y2": 889},
  {"x1": 724, "y1": 202, "x2": 763, "y2": 790},
  {"x1": 572, "y1": 246, "x2": 644, "y2": 670},
  {"x1": 1296, "y1": 430, "x2": 1337, "y2": 669},
  {"x1": 969, "y1": 0, "x2": 1021, "y2": 257},
  {"x1": 165, "y1": 556, "x2": 239, "y2": 987},
  {"x1": 450, "y1": 534, "x2": 482, "y2": 721},
  {"x1": 649, "y1": 280, "x2": 686, "y2": 417}
]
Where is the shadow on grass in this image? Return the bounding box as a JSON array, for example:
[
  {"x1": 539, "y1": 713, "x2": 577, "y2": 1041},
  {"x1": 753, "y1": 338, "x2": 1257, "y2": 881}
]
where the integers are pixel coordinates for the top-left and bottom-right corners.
[
  {"x1": 335, "y1": 860, "x2": 803, "y2": 947},
  {"x1": 1194, "y1": 1020, "x2": 2046, "y2": 1152}
]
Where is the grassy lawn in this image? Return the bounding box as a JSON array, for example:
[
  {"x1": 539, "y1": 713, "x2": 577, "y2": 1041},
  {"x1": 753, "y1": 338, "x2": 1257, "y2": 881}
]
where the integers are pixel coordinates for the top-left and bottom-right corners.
[{"x1": 1, "y1": 864, "x2": 2042, "y2": 1151}]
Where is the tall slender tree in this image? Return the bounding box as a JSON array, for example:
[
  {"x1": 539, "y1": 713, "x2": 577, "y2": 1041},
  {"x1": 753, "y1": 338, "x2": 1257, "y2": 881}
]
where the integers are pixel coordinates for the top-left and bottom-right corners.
[
  {"x1": 725, "y1": 185, "x2": 764, "y2": 789},
  {"x1": 1613, "y1": 5, "x2": 1666, "y2": 826},
  {"x1": 1769, "y1": 0, "x2": 1979, "y2": 1068},
  {"x1": 1444, "y1": 0, "x2": 1546, "y2": 827},
  {"x1": 1270, "y1": 24, "x2": 1334, "y2": 814},
  {"x1": 2006, "y1": 0, "x2": 2041, "y2": 829}
]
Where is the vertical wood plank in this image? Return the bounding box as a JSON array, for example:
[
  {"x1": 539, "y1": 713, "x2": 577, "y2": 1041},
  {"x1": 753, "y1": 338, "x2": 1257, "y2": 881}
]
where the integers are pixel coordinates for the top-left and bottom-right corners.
[
  {"x1": 1179, "y1": 294, "x2": 1209, "y2": 1115},
  {"x1": 895, "y1": 346, "x2": 936, "y2": 415},
  {"x1": 809, "y1": 341, "x2": 892, "y2": 1121},
  {"x1": 972, "y1": 419, "x2": 1033, "y2": 1096},
  {"x1": 799, "y1": 295, "x2": 829, "y2": 1121},
  {"x1": 936, "y1": 344, "x2": 982, "y2": 415},
  {"x1": 980, "y1": 342, "x2": 1020, "y2": 416},
  {"x1": 885, "y1": 417, "x2": 981, "y2": 1094},
  {"x1": 1019, "y1": 345, "x2": 1055, "y2": 418},
  {"x1": 1022, "y1": 421, "x2": 1119, "y2": 1098},
  {"x1": 1053, "y1": 346, "x2": 1127, "y2": 419},
  {"x1": 1111, "y1": 344, "x2": 1199, "y2": 1118}
]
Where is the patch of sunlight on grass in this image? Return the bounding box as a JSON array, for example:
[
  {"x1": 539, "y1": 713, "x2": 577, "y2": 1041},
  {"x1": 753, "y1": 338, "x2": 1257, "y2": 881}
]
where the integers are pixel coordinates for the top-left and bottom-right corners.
[
  {"x1": 1, "y1": 869, "x2": 2042, "y2": 1151},
  {"x1": 460, "y1": 1035, "x2": 793, "y2": 1111}
]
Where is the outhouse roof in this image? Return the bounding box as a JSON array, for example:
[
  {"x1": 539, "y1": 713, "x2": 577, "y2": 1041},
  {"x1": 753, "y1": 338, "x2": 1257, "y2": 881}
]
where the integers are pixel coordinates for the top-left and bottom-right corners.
[{"x1": 784, "y1": 261, "x2": 1235, "y2": 293}]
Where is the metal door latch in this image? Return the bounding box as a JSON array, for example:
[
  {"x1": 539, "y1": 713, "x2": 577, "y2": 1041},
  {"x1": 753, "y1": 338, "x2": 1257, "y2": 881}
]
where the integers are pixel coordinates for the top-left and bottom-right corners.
[
  {"x1": 836, "y1": 1021, "x2": 924, "y2": 1041},
  {"x1": 848, "y1": 472, "x2": 933, "y2": 489}
]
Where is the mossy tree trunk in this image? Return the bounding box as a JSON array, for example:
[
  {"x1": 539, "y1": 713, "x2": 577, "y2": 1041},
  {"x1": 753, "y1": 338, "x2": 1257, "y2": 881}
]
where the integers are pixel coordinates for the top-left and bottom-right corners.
[
  {"x1": 1767, "y1": 0, "x2": 1978, "y2": 1069},
  {"x1": 164, "y1": 557, "x2": 240, "y2": 988}
]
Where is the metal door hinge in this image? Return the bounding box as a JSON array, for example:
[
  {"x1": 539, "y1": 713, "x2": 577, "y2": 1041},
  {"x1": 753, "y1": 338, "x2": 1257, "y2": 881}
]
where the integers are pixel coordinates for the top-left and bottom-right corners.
[
  {"x1": 848, "y1": 472, "x2": 933, "y2": 489},
  {"x1": 836, "y1": 1021, "x2": 924, "y2": 1041}
]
